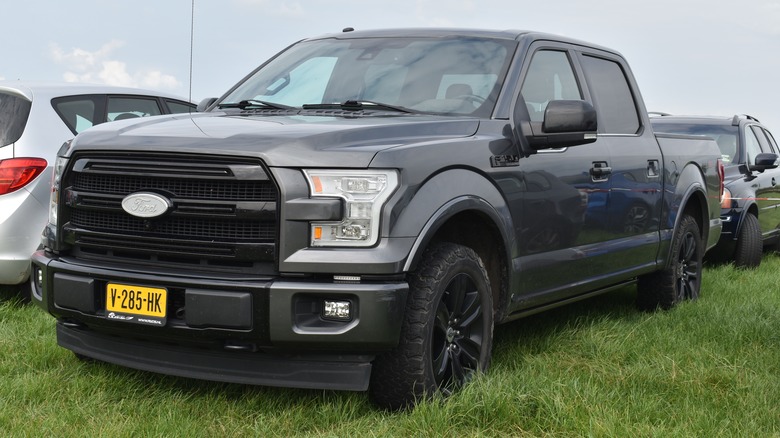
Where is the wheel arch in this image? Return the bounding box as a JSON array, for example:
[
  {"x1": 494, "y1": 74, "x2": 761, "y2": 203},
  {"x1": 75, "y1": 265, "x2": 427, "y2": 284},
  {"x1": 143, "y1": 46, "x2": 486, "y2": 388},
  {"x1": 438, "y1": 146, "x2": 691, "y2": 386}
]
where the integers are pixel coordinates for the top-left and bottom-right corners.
[
  {"x1": 394, "y1": 169, "x2": 514, "y2": 321},
  {"x1": 662, "y1": 164, "x2": 712, "y2": 267}
]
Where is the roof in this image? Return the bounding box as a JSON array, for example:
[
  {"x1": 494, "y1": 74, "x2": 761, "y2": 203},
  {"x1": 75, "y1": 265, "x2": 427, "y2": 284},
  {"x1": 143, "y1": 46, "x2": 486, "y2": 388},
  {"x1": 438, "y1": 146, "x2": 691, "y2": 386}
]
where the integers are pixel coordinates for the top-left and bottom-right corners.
[
  {"x1": 650, "y1": 114, "x2": 762, "y2": 127},
  {"x1": 303, "y1": 27, "x2": 619, "y2": 55},
  {"x1": 0, "y1": 80, "x2": 191, "y2": 102}
]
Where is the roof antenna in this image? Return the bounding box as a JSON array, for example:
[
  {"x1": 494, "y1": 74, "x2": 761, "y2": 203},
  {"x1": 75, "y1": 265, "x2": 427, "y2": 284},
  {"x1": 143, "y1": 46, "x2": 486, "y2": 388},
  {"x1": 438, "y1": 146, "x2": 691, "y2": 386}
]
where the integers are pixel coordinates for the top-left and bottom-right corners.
[{"x1": 188, "y1": 0, "x2": 195, "y2": 104}]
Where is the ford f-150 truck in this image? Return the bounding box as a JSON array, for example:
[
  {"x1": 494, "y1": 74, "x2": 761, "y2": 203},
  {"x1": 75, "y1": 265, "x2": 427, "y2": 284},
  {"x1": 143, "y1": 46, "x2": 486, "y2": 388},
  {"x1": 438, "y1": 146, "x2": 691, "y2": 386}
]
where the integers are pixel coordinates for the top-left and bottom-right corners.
[{"x1": 31, "y1": 28, "x2": 723, "y2": 410}]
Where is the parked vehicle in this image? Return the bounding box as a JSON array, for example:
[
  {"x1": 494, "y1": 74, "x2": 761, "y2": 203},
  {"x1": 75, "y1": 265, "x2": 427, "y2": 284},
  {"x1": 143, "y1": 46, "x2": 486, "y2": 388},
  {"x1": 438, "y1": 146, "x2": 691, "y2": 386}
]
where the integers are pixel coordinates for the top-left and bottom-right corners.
[
  {"x1": 31, "y1": 29, "x2": 723, "y2": 409},
  {"x1": 0, "y1": 82, "x2": 195, "y2": 298},
  {"x1": 651, "y1": 114, "x2": 780, "y2": 268}
]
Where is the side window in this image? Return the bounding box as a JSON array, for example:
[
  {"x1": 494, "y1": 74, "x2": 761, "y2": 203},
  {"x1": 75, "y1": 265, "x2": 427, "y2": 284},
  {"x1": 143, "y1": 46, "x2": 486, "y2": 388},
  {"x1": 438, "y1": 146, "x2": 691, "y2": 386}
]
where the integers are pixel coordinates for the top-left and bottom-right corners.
[
  {"x1": 52, "y1": 96, "x2": 101, "y2": 135},
  {"x1": 763, "y1": 128, "x2": 780, "y2": 154},
  {"x1": 752, "y1": 126, "x2": 778, "y2": 154},
  {"x1": 580, "y1": 55, "x2": 640, "y2": 134},
  {"x1": 107, "y1": 97, "x2": 163, "y2": 121},
  {"x1": 165, "y1": 99, "x2": 195, "y2": 114},
  {"x1": 520, "y1": 50, "x2": 581, "y2": 122},
  {"x1": 744, "y1": 127, "x2": 763, "y2": 165}
]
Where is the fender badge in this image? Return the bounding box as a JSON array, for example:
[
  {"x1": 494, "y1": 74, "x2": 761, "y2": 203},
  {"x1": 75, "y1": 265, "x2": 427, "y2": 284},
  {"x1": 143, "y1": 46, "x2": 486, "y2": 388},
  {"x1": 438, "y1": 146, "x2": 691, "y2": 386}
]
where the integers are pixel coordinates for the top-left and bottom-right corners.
[{"x1": 121, "y1": 192, "x2": 171, "y2": 218}]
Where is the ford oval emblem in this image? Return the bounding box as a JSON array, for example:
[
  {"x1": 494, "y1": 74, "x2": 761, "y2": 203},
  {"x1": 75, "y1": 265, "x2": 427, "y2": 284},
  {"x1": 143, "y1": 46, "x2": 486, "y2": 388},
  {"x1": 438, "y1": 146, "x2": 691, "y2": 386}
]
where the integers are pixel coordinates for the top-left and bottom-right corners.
[{"x1": 121, "y1": 192, "x2": 172, "y2": 218}]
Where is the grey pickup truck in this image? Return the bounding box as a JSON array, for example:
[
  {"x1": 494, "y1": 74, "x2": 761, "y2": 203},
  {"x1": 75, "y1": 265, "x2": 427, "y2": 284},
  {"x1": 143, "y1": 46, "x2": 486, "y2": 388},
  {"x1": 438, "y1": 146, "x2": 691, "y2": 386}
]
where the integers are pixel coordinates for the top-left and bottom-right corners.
[{"x1": 31, "y1": 28, "x2": 723, "y2": 409}]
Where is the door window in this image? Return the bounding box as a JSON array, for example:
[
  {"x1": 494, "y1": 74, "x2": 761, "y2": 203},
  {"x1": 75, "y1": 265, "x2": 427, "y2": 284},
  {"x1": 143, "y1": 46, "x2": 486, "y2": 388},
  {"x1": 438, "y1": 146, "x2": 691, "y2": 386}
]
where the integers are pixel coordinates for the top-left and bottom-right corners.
[
  {"x1": 744, "y1": 127, "x2": 764, "y2": 165},
  {"x1": 520, "y1": 50, "x2": 581, "y2": 122},
  {"x1": 580, "y1": 55, "x2": 640, "y2": 134},
  {"x1": 107, "y1": 97, "x2": 163, "y2": 121}
]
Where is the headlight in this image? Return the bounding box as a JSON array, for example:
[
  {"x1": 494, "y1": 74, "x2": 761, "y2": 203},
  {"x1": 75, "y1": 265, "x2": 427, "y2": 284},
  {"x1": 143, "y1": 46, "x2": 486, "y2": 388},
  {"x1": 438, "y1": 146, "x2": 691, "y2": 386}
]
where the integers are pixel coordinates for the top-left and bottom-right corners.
[
  {"x1": 48, "y1": 156, "x2": 68, "y2": 226},
  {"x1": 303, "y1": 169, "x2": 399, "y2": 247}
]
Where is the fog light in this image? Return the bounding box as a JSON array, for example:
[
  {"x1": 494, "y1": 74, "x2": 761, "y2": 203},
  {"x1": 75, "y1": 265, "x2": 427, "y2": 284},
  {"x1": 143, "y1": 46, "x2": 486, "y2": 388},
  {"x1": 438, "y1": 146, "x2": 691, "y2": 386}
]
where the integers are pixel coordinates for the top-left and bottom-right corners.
[{"x1": 323, "y1": 300, "x2": 351, "y2": 321}]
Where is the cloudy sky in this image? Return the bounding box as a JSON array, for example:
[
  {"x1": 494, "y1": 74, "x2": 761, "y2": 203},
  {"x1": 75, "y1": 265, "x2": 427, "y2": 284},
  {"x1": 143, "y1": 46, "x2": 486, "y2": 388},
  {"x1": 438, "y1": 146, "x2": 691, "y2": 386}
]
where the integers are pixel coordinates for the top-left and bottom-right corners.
[{"x1": 3, "y1": 0, "x2": 780, "y2": 133}]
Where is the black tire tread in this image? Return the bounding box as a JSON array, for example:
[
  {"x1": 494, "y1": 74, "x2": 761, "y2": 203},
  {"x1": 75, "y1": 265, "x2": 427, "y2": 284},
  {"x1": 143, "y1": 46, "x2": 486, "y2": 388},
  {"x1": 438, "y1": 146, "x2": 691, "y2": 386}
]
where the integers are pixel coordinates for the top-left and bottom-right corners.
[
  {"x1": 368, "y1": 242, "x2": 492, "y2": 410},
  {"x1": 636, "y1": 214, "x2": 702, "y2": 311},
  {"x1": 733, "y1": 213, "x2": 762, "y2": 269}
]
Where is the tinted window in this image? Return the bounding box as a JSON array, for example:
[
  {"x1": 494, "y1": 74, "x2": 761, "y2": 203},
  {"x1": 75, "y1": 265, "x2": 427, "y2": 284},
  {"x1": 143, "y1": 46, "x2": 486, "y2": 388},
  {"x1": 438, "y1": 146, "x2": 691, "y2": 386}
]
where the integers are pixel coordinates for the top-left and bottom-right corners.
[
  {"x1": 762, "y1": 128, "x2": 780, "y2": 154},
  {"x1": 521, "y1": 50, "x2": 581, "y2": 122},
  {"x1": 165, "y1": 100, "x2": 195, "y2": 114},
  {"x1": 751, "y1": 126, "x2": 775, "y2": 154},
  {"x1": 651, "y1": 122, "x2": 739, "y2": 164},
  {"x1": 0, "y1": 92, "x2": 32, "y2": 146},
  {"x1": 581, "y1": 55, "x2": 639, "y2": 134},
  {"x1": 107, "y1": 97, "x2": 162, "y2": 121},
  {"x1": 52, "y1": 96, "x2": 100, "y2": 135}
]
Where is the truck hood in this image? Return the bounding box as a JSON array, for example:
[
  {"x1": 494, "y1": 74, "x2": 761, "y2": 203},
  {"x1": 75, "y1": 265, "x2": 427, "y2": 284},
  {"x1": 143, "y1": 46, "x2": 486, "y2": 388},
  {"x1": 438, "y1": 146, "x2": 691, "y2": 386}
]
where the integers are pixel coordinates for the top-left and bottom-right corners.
[{"x1": 68, "y1": 112, "x2": 480, "y2": 167}]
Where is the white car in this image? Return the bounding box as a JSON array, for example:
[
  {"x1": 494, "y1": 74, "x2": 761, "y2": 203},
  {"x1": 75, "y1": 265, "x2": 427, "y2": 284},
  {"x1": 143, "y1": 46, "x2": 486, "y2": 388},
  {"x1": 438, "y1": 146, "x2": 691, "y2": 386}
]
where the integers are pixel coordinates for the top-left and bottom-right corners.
[{"x1": 0, "y1": 81, "x2": 195, "y2": 298}]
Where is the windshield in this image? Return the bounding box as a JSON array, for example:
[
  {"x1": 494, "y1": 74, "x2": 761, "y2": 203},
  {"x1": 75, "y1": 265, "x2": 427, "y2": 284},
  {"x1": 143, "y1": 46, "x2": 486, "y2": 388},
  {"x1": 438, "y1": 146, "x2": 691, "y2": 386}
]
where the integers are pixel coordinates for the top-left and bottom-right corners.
[
  {"x1": 652, "y1": 122, "x2": 740, "y2": 164},
  {"x1": 220, "y1": 36, "x2": 515, "y2": 117}
]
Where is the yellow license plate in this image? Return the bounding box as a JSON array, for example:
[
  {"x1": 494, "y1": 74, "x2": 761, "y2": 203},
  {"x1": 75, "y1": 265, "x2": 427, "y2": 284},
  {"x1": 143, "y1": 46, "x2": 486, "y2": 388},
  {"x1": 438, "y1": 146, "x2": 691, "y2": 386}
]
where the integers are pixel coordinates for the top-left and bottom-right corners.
[{"x1": 106, "y1": 283, "x2": 167, "y2": 326}]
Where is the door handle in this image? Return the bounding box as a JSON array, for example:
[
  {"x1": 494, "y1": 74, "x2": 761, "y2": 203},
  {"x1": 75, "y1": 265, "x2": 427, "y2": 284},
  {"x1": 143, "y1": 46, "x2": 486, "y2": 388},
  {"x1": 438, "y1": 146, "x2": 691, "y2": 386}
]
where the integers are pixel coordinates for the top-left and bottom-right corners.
[{"x1": 590, "y1": 162, "x2": 612, "y2": 181}]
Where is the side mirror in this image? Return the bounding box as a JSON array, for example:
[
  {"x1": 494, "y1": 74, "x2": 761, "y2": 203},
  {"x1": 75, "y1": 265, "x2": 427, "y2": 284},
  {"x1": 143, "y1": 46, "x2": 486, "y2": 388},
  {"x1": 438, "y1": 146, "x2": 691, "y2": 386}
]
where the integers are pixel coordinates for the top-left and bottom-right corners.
[
  {"x1": 523, "y1": 100, "x2": 598, "y2": 150},
  {"x1": 750, "y1": 152, "x2": 779, "y2": 173},
  {"x1": 196, "y1": 97, "x2": 218, "y2": 112}
]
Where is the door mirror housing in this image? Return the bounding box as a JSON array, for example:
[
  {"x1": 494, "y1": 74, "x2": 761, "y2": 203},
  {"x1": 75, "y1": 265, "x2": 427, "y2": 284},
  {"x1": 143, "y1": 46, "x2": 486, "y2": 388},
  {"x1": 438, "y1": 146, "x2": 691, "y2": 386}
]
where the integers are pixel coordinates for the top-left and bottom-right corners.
[
  {"x1": 750, "y1": 152, "x2": 779, "y2": 173},
  {"x1": 516, "y1": 100, "x2": 598, "y2": 152}
]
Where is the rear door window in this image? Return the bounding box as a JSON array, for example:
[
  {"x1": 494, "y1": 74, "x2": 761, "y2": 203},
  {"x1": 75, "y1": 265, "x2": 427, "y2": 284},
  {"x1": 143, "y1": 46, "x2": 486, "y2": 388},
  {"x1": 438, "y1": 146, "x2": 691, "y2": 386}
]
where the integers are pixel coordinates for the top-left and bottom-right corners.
[
  {"x1": 580, "y1": 55, "x2": 640, "y2": 134},
  {"x1": 0, "y1": 92, "x2": 32, "y2": 146}
]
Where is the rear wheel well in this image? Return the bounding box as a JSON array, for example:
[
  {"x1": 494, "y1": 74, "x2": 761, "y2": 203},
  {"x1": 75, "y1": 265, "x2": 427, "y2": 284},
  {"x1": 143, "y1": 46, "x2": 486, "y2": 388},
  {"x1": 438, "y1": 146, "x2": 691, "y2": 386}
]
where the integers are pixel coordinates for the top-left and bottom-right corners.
[
  {"x1": 422, "y1": 211, "x2": 509, "y2": 321},
  {"x1": 683, "y1": 191, "x2": 706, "y2": 241}
]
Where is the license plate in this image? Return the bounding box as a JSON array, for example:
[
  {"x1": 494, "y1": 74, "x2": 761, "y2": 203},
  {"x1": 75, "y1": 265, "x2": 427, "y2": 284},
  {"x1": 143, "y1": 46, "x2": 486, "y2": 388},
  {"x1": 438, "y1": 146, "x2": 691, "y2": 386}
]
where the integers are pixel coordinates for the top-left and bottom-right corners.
[{"x1": 106, "y1": 283, "x2": 167, "y2": 326}]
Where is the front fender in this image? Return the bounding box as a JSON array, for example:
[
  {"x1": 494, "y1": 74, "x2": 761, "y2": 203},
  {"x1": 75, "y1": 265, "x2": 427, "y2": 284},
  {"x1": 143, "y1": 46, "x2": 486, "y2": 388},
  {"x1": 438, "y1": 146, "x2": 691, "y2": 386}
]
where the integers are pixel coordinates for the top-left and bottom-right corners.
[{"x1": 388, "y1": 169, "x2": 514, "y2": 272}]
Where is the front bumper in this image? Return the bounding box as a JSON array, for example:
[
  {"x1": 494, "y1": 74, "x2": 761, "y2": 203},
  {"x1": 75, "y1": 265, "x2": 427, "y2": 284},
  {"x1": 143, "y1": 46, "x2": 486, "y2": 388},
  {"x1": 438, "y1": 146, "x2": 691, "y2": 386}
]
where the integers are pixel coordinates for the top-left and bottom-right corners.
[{"x1": 31, "y1": 250, "x2": 408, "y2": 390}]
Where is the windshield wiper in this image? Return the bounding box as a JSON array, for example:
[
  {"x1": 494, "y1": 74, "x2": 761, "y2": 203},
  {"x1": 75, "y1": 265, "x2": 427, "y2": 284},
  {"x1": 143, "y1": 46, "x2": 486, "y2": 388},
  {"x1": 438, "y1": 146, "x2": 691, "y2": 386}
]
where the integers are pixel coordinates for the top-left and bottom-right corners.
[
  {"x1": 218, "y1": 99, "x2": 296, "y2": 110},
  {"x1": 302, "y1": 100, "x2": 416, "y2": 114}
]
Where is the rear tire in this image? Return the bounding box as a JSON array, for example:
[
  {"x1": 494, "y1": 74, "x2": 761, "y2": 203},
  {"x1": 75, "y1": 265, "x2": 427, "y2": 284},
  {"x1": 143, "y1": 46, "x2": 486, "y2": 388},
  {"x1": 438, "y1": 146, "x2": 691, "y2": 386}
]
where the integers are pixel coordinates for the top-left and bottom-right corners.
[
  {"x1": 637, "y1": 213, "x2": 702, "y2": 311},
  {"x1": 369, "y1": 242, "x2": 494, "y2": 410},
  {"x1": 733, "y1": 213, "x2": 762, "y2": 268}
]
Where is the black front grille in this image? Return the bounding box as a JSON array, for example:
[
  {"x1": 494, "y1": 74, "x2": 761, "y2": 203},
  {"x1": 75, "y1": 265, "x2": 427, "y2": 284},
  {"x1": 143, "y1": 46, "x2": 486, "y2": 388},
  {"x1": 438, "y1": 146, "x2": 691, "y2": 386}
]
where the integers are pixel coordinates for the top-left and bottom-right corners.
[
  {"x1": 69, "y1": 210, "x2": 275, "y2": 241},
  {"x1": 74, "y1": 173, "x2": 274, "y2": 201},
  {"x1": 61, "y1": 153, "x2": 278, "y2": 273}
]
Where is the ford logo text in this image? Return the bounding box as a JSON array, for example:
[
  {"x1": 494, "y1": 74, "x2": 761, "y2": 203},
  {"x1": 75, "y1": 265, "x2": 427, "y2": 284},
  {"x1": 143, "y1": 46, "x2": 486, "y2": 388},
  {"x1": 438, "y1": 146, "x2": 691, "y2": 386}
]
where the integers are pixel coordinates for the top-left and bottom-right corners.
[{"x1": 121, "y1": 192, "x2": 172, "y2": 218}]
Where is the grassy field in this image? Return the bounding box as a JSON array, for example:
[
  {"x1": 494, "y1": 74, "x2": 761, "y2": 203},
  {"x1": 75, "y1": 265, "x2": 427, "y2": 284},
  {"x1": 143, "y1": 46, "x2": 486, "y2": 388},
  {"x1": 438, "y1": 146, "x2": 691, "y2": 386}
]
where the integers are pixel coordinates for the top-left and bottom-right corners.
[{"x1": 2, "y1": 255, "x2": 779, "y2": 437}]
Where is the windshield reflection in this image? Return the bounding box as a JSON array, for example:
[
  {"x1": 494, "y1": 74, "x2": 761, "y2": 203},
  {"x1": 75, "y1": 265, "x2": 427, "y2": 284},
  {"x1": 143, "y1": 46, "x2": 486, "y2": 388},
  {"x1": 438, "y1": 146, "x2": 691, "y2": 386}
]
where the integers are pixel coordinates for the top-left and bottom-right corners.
[{"x1": 221, "y1": 37, "x2": 515, "y2": 117}]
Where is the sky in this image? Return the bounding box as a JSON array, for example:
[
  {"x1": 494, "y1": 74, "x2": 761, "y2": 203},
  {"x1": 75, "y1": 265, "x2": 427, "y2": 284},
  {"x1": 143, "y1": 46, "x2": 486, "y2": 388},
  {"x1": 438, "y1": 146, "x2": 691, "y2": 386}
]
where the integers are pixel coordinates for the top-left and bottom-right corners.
[{"x1": 3, "y1": 0, "x2": 780, "y2": 133}]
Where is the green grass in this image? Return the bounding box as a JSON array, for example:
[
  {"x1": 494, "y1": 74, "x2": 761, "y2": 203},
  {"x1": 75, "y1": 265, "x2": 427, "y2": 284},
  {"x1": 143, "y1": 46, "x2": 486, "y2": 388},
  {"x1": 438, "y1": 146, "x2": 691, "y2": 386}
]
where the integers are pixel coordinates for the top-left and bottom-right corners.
[{"x1": 3, "y1": 255, "x2": 780, "y2": 436}]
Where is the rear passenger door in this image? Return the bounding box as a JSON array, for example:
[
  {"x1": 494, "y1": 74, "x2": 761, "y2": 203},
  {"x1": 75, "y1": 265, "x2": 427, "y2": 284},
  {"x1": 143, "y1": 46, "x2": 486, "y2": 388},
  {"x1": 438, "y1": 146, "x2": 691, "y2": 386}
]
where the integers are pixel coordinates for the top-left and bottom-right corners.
[{"x1": 575, "y1": 50, "x2": 664, "y2": 278}]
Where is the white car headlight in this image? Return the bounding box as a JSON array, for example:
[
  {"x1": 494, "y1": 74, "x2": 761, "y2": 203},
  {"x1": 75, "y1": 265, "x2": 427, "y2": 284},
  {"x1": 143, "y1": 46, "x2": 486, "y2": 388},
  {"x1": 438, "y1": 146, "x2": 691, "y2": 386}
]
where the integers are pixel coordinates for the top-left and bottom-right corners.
[{"x1": 303, "y1": 169, "x2": 399, "y2": 247}]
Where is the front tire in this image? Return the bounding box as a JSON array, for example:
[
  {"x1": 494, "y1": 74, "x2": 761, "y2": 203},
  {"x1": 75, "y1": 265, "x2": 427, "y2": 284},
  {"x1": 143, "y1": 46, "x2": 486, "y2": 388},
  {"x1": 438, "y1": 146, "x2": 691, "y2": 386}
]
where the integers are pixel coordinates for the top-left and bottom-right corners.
[
  {"x1": 733, "y1": 213, "x2": 762, "y2": 268},
  {"x1": 369, "y1": 242, "x2": 494, "y2": 410},
  {"x1": 637, "y1": 213, "x2": 702, "y2": 311}
]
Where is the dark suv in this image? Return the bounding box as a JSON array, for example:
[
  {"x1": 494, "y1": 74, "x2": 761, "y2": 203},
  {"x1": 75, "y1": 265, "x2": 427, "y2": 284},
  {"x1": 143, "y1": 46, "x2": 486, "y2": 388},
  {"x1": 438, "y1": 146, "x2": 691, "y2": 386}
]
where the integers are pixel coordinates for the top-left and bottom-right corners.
[{"x1": 652, "y1": 114, "x2": 780, "y2": 267}]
